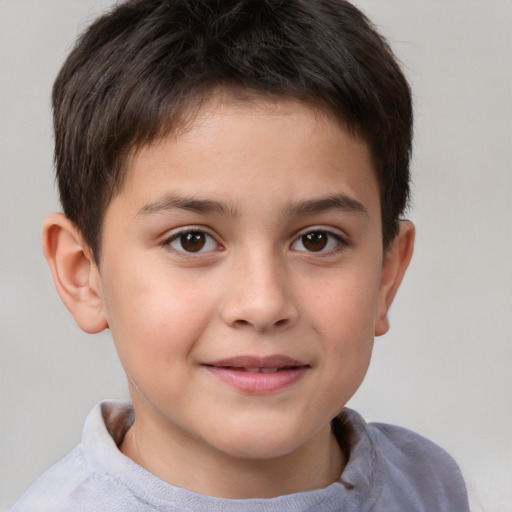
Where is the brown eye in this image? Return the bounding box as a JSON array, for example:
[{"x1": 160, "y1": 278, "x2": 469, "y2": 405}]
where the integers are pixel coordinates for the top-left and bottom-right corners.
[
  {"x1": 301, "y1": 231, "x2": 328, "y2": 252},
  {"x1": 291, "y1": 229, "x2": 344, "y2": 253},
  {"x1": 168, "y1": 230, "x2": 217, "y2": 253},
  {"x1": 180, "y1": 232, "x2": 206, "y2": 252}
]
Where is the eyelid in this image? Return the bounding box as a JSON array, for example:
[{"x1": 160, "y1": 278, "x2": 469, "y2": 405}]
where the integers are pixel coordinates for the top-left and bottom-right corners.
[
  {"x1": 290, "y1": 226, "x2": 349, "y2": 253},
  {"x1": 163, "y1": 226, "x2": 223, "y2": 255}
]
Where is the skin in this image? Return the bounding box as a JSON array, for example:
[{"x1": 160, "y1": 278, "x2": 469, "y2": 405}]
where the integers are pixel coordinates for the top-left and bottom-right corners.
[{"x1": 43, "y1": 96, "x2": 414, "y2": 499}]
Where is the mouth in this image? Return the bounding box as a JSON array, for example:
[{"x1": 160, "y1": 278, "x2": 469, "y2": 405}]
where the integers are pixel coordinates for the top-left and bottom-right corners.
[
  {"x1": 202, "y1": 355, "x2": 310, "y2": 393},
  {"x1": 213, "y1": 365, "x2": 302, "y2": 374}
]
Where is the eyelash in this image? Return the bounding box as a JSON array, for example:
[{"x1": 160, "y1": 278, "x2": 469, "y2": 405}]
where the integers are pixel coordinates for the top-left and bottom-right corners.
[
  {"x1": 163, "y1": 228, "x2": 221, "y2": 256},
  {"x1": 290, "y1": 229, "x2": 348, "y2": 255},
  {"x1": 162, "y1": 227, "x2": 348, "y2": 257}
]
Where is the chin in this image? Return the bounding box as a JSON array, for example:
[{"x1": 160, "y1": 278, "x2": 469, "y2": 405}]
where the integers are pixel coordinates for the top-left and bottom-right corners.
[
  {"x1": 217, "y1": 438, "x2": 300, "y2": 461},
  {"x1": 207, "y1": 419, "x2": 315, "y2": 461}
]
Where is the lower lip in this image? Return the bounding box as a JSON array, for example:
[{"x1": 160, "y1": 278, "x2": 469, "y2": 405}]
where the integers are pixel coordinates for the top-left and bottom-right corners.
[{"x1": 204, "y1": 366, "x2": 308, "y2": 393}]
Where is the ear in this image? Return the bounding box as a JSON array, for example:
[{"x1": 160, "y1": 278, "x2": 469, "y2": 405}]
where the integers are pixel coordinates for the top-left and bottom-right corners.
[
  {"x1": 375, "y1": 221, "x2": 415, "y2": 336},
  {"x1": 42, "y1": 213, "x2": 108, "y2": 334}
]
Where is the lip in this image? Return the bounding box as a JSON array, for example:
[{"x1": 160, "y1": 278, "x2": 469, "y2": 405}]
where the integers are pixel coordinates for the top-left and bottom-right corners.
[{"x1": 202, "y1": 355, "x2": 310, "y2": 394}]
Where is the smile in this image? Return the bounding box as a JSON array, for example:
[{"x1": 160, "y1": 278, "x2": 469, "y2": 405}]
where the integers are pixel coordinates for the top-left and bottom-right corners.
[
  {"x1": 203, "y1": 355, "x2": 310, "y2": 393},
  {"x1": 224, "y1": 366, "x2": 296, "y2": 374}
]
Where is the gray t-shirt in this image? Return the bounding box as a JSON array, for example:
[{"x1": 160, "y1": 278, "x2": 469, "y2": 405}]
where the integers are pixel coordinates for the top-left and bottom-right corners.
[{"x1": 9, "y1": 400, "x2": 469, "y2": 511}]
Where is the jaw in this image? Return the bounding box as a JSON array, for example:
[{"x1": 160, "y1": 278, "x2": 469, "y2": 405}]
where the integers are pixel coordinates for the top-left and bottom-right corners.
[{"x1": 123, "y1": 389, "x2": 343, "y2": 498}]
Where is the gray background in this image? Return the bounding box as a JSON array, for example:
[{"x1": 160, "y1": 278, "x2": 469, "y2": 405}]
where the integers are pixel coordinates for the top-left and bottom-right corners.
[{"x1": 1, "y1": 1, "x2": 511, "y2": 510}]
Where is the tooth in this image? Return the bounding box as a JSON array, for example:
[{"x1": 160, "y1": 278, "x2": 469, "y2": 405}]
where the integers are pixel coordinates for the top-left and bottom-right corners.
[
  {"x1": 244, "y1": 367, "x2": 260, "y2": 373},
  {"x1": 261, "y1": 367, "x2": 279, "y2": 374}
]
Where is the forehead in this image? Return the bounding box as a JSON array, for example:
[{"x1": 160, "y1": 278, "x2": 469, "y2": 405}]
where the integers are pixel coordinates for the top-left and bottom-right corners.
[{"x1": 113, "y1": 96, "x2": 380, "y2": 221}]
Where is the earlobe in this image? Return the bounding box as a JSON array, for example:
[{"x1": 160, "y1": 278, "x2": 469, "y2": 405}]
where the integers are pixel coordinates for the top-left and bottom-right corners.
[
  {"x1": 42, "y1": 213, "x2": 108, "y2": 334},
  {"x1": 375, "y1": 221, "x2": 415, "y2": 336}
]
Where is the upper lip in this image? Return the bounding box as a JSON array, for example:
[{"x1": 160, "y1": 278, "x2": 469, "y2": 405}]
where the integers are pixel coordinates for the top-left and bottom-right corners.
[{"x1": 204, "y1": 355, "x2": 308, "y2": 369}]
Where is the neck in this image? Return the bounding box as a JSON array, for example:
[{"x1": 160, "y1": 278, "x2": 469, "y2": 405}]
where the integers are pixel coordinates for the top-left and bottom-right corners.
[{"x1": 120, "y1": 412, "x2": 345, "y2": 499}]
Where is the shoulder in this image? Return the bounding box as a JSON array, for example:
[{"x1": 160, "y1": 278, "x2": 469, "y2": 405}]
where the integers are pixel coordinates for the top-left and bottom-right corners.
[
  {"x1": 8, "y1": 445, "x2": 102, "y2": 512},
  {"x1": 342, "y1": 409, "x2": 470, "y2": 511},
  {"x1": 8, "y1": 401, "x2": 141, "y2": 512},
  {"x1": 368, "y1": 418, "x2": 462, "y2": 472}
]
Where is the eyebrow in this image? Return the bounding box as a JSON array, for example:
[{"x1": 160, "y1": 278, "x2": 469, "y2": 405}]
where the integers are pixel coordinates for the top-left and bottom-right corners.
[
  {"x1": 286, "y1": 194, "x2": 368, "y2": 217},
  {"x1": 137, "y1": 194, "x2": 238, "y2": 217},
  {"x1": 137, "y1": 193, "x2": 367, "y2": 218}
]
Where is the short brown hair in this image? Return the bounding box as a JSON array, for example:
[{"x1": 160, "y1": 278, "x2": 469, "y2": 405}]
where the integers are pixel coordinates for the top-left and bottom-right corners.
[{"x1": 53, "y1": 0, "x2": 413, "y2": 262}]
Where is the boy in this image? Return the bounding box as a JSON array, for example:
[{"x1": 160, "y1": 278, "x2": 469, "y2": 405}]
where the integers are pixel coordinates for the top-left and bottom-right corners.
[{"x1": 10, "y1": 0, "x2": 470, "y2": 510}]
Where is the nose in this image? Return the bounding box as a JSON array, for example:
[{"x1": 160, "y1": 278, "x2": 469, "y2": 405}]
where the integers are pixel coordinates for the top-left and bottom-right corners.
[{"x1": 220, "y1": 250, "x2": 299, "y2": 332}]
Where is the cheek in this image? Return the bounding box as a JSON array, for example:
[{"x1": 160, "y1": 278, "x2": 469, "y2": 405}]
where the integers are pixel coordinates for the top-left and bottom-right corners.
[
  {"x1": 307, "y1": 271, "x2": 379, "y2": 392},
  {"x1": 309, "y1": 269, "x2": 380, "y2": 337},
  {"x1": 101, "y1": 265, "x2": 219, "y2": 371}
]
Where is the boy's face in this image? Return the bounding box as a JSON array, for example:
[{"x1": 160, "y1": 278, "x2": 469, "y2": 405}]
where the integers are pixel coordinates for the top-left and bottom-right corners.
[{"x1": 90, "y1": 97, "x2": 400, "y2": 468}]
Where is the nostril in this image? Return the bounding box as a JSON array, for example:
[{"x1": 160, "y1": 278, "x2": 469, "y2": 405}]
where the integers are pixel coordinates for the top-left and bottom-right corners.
[
  {"x1": 231, "y1": 317, "x2": 289, "y2": 331},
  {"x1": 233, "y1": 319, "x2": 251, "y2": 328}
]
